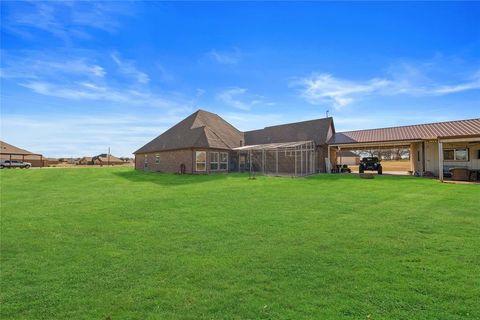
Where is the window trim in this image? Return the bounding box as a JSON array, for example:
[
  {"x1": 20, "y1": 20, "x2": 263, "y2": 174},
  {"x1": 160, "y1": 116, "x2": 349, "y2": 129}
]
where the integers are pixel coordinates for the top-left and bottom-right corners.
[
  {"x1": 219, "y1": 152, "x2": 228, "y2": 170},
  {"x1": 195, "y1": 151, "x2": 207, "y2": 171},
  {"x1": 144, "y1": 155, "x2": 148, "y2": 163},
  {"x1": 443, "y1": 148, "x2": 469, "y2": 162},
  {"x1": 155, "y1": 153, "x2": 160, "y2": 164},
  {"x1": 210, "y1": 152, "x2": 219, "y2": 171}
]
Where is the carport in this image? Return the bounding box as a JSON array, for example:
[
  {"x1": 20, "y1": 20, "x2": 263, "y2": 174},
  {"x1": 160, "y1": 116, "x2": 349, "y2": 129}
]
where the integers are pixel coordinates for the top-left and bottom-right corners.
[
  {"x1": 0, "y1": 140, "x2": 45, "y2": 167},
  {"x1": 327, "y1": 119, "x2": 480, "y2": 181},
  {"x1": 327, "y1": 140, "x2": 418, "y2": 175}
]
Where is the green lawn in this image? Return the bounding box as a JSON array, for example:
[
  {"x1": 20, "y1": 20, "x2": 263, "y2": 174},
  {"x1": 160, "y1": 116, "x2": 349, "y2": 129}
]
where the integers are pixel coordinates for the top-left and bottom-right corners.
[{"x1": 1, "y1": 168, "x2": 479, "y2": 319}]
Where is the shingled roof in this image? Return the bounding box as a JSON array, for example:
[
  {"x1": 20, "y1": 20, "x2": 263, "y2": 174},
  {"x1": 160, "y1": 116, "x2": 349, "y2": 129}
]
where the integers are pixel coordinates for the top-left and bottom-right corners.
[
  {"x1": 329, "y1": 118, "x2": 480, "y2": 145},
  {"x1": 134, "y1": 110, "x2": 244, "y2": 154},
  {"x1": 0, "y1": 141, "x2": 41, "y2": 155},
  {"x1": 244, "y1": 117, "x2": 334, "y2": 146}
]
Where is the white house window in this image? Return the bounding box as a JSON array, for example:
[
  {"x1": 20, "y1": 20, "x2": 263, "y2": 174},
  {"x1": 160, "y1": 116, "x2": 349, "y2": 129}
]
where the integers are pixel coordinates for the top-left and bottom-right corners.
[
  {"x1": 220, "y1": 152, "x2": 228, "y2": 170},
  {"x1": 443, "y1": 148, "x2": 469, "y2": 161},
  {"x1": 196, "y1": 151, "x2": 206, "y2": 171},
  {"x1": 455, "y1": 148, "x2": 468, "y2": 161},
  {"x1": 144, "y1": 155, "x2": 148, "y2": 163},
  {"x1": 210, "y1": 152, "x2": 219, "y2": 170},
  {"x1": 155, "y1": 153, "x2": 160, "y2": 164}
]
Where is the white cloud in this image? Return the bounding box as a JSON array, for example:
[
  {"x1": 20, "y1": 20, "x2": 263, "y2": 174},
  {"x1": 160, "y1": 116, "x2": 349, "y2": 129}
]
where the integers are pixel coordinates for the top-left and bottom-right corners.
[
  {"x1": 208, "y1": 48, "x2": 241, "y2": 64},
  {"x1": 1, "y1": 57, "x2": 106, "y2": 80},
  {"x1": 294, "y1": 68, "x2": 480, "y2": 109},
  {"x1": 3, "y1": 1, "x2": 133, "y2": 42},
  {"x1": 217, "y1": 87, "x2": 272, "y2": 111},
  {"x1": 19, "y1": 80, "x2": 187, "y2": 110},
  {"x1": 429, "y1": 80, "x2": 480, "y2": 95},
  {"x1": 111, "y1": 52, "x2": 150, "y2": 84},
  {"x1": 2, "y1": 51, "x2": 189, "y2": 110},
  {"x1": 295, "y1": 74, "x2": 390, "y2": 108}
]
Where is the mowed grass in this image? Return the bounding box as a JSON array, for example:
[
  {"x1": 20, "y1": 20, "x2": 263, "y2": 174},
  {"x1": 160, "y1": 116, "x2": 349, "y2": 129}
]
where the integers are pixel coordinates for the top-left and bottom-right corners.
[{"x1": 1, "y1": 168, "x2": 479, "y2": 320}]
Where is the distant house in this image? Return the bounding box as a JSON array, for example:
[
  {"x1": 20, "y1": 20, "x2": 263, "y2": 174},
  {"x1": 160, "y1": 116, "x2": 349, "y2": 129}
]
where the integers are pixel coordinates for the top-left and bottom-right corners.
[
  {"x1": 337, "y1": 150, "x2": 360, "y2": 165},
  {"x1": 0, "y1": 141, "x2": 47, "y2": 167},
  {"x1": 78, "y1": 157, "x2": 93, "y2": 165},
  {"x1": 92, "y1": 154, "x2": 125, "y2": 166},
  {"x1": 78, "y1": 155, "x2": 125, "y2": 166},
  {"x1": 60, "y1": 157, "x2": 80, "y2": 164},
  {"x1": 46, "y1": 158, "x2": 60, "y2": 166}
]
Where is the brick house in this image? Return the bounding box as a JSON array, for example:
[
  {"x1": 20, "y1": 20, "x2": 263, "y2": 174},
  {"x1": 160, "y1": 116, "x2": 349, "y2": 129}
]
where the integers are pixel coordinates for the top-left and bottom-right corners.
[
  {"x1": 134, "y1": 110, "x2": 244, "y2": 173},
  {"x1": 134, "y1": 109, "x2": 334, "y2": 174},
  {"x1": 134, "y1": 111, "x2": 480, "y2": 179}
]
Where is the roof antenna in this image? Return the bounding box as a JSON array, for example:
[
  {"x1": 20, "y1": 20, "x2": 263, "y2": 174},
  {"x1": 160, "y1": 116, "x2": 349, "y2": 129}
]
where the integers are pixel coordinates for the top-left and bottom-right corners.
[{"x1": 326, "y1": 109, "x2": 330, "y2": 118}]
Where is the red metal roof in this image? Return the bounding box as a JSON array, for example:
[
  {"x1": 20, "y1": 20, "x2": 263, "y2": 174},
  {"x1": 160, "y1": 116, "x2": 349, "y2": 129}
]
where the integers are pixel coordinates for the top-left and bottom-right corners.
[{"x1": 329, "y1": 118, "x2": 480, "y2": 145}]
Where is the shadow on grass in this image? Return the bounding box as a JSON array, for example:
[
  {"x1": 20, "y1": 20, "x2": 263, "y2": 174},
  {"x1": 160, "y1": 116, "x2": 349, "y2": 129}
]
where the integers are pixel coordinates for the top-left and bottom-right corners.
[
  {"x1": 114, "y1": 169, "x2": 420, "y2": 186},
  {"x1": 113, "y1": 169, "x2": 235, "y2": 186},
  {"x1": 306, "y1": 173, "x2": 419, "y2": 182}
]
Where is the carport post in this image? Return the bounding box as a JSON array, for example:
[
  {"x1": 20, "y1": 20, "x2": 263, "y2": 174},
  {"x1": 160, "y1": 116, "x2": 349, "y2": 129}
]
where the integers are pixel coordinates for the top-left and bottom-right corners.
[
  {"x1": 338, "y1": 146, "x2": 342, "y2": 168},
  {"x1": 409, "y1": 143, "x2": 414, "y2": 174},
  {"x1": 438, "y1": 140, "x2": 444, "y2": 182}
]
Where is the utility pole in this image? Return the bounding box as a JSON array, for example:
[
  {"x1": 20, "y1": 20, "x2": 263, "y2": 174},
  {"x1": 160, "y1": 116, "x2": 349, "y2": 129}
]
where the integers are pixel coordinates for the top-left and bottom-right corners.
[
  {"x1": 326, "y1": 110, "x2": 330, "y2": 118},
  {"x1": 108, "y1": 147, "x2": 110, "y2": 166}
]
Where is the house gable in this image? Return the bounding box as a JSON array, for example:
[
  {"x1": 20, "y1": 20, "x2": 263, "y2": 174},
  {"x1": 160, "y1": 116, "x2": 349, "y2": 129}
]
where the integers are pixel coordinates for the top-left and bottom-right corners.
[{"x1": 134, "y1": 110, "x2": 244, "y2": 154}]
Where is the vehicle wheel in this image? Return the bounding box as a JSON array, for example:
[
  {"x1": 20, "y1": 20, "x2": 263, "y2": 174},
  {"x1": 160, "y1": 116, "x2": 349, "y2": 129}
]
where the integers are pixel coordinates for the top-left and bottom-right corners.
[
  {"x1": 25, "y1": 165, "x2": 31, "y2": 169},
  {"x1": 359, "y1": 166, "x2": 364, "y2": 173},
  {"x1": 0, "y1": 165, "x2": 4, "y2": 169},
  {"x1": 378, "y1": 166, "x2": 383, "y2": 175}
]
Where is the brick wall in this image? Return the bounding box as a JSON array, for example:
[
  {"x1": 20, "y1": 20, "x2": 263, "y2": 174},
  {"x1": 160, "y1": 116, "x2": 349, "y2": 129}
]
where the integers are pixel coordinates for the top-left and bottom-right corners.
[
  {"x1": 135, "y1": 148, "x2": 233, "y2": 174},
  {"x1": 135, "y1": 149, "x2": 193, "y2": 173}
]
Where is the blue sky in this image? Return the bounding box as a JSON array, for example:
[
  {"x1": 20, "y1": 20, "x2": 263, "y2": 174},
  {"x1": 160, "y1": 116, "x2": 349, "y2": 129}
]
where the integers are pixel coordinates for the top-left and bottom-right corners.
[{"x1": 1, "y1": 1, "x2": 479, "y2": 157}]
